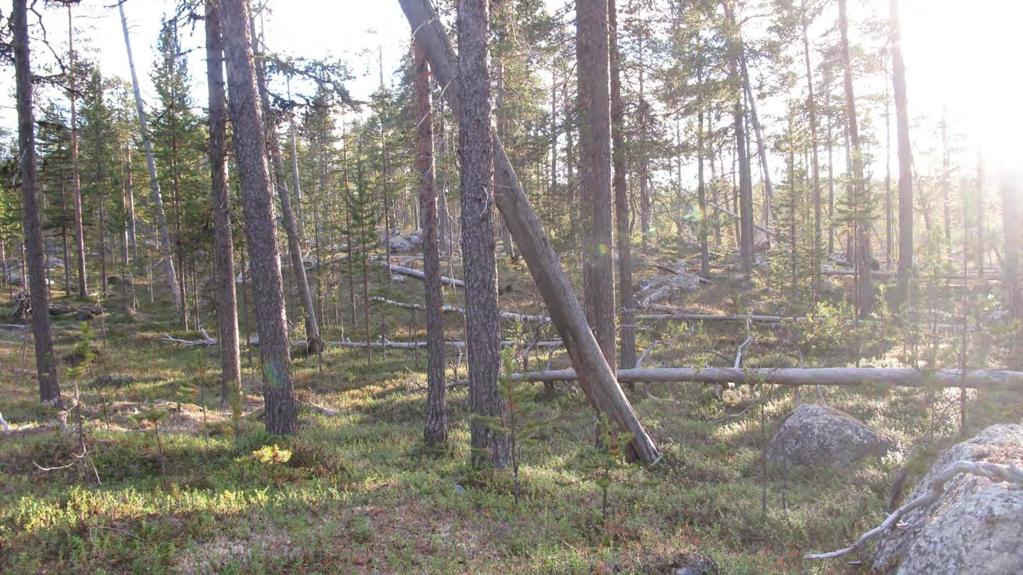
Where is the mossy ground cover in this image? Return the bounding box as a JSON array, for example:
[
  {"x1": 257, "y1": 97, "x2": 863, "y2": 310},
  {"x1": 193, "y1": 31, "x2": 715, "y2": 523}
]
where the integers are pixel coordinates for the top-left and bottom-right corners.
[{"x1": 1, "y1": 260, "x2": 1019, "y2": 574}]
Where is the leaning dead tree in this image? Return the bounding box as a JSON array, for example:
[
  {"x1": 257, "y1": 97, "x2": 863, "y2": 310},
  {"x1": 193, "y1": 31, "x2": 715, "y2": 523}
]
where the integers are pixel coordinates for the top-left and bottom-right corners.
[
  {"x1": 509, "y1": 367, "x2": 1023, "y2": 391},
  {"x1": 398, "y1": 0, "x2": 660, "y2": 464},
  {"x1": 119, "y1": 1, "x2": 182, "y2": 315}
]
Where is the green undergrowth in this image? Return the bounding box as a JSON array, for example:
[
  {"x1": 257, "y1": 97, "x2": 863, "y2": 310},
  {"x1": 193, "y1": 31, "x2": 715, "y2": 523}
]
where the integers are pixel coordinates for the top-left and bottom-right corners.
[{"x1": 1, "y1": 260, "x2": 1020, "y2": 574}]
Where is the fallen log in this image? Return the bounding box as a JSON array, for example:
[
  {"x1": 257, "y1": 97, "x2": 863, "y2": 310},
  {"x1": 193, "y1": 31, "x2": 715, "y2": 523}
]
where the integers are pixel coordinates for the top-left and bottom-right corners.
[
  {"x1": 707, "y1": 200, "x2": 776, "y2": 237},
  {"x1": 162, "y1": 328, "x2": 217, "y2": 347},
  {"x1": 822, "y1": 268, "x2": 896, "y2": 278},
  {"x1": 330, "y1": 339, "x2": 563, "y2": 351},
  {"x1": 649, "y1": 264, "x2": 713, "y2": 284},
  {"x1": 399, "y1": 0, "x2": 659, "y2": 463},
  {"x1": 384, "y1": 263, "x2": 464, "y2": 288},
  {"x1": 371, "y1": 296, "x2": 550, "y2": 323},
  {"x1": 298, "y1": 400, "x2": 341, "y2": 417},
  {"x1": 634, "y1": 309, "x2": 971, "y2": 332},
  {"x1": 509, "y1": 367, "x2": 1023, "y2": 391},
  {"x1": 636, "y1": 312, "x2": 790, "y2": 323}
]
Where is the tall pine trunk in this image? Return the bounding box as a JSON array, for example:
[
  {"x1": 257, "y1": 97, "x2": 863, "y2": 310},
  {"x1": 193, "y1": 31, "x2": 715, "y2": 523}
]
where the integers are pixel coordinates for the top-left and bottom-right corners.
[
  {"x1": 119, "y1": 2, "x2": 182, "y2": 316},
  {"x1": 251, "y1": 31, "x2": 323, "y2": 356},
  {"x1": 413, "y1": 42, "x2": 448, "y2": 446},
  {"x1": 67, "y1": 5, "x2": 87, "y2": 299},
  {"x1": 839, "y1": 0, "x2": 874, "y2": 317},
  {"x1": 890, "y1": 0, "x2": 914, "y2": 308},
  {"x1": 398, "y1": 0, "x2": 660, "y2": 465},
  {"x1": 608, "y1": 0, "x2": 634, "y2": 370},
  {"x1": 577, "y1": 0, "x2": 616, "y2": 370},
  {"x1": 205, "y1": 0, "x2": 242, "y2": 407},
  {"x1": 457, "y1": 0, "x2": 510, "y2": 469},
  {"x1": 732, "y1": 62, "x2": 755, "y2": 275},
  {"x1": 221, "y1": 0, "x2": 296, "y2": 435},
  {"x1": 802, "y1": 10, "x2": 823, "y2": 301},
  {"x1": 14, "y1": 0, "x2": 61, "y2": 406}
]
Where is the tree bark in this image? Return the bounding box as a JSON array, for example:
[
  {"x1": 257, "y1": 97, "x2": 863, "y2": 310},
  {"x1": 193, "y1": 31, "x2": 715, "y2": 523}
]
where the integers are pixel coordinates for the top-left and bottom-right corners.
[
  {"x1": 221, "y1": 0, "x2": 296, "y2": 435},
  {"x1": 733, "y1": 78, "x2": 755, "y2": 275},
  {"x1": 457, "y1": 0, "x2": 510, "y2": 469},
  {"x1": 414, "y1": 43, "x2": 447, "y2": 447},
  {"x1": 891, "y1": 0, "x2": 913, "y2": 307},
  {"x1": 14, "y1": 0, "x2": 62, "y2": 406},
  {"x1": 251, "y1": 30, "x2": 323, "y2": 356},
  {"x1": 399, "y1": 0, "x2": 660, "y2": 465},
  {"x1": 802, "y1": 9, "x2": 823, "y2": 301},
  {"x1": 577, "y1": 0, "x2": 617, "y2": 371},
  {"x1": 839, "y1": 0, "x2": 873, "y2": 316},
  {"x1": 696, "y1": 63, "x2": 710, "y2": 275},
  {"x1": 205, "y1": 0, "x2": 242, "y2": 407},
  {"x1": 740, "y1": 51, "x2": 773, "y2": 229},
  {"x1": 609, "y1": 0, "x2": 635, "y2": 370},
  {"x1": 119, "y1": 2, "x2": 182, "y2": 315},
  {"x1": 1001, "y1": 175, "x2": 1021, "y2": 367},
  {"x1": 976, "y1": 156, "x2": 985, "y2": 278},
  {"x1": 67, "y1": 5, "x2": 87, "y2": 299}
]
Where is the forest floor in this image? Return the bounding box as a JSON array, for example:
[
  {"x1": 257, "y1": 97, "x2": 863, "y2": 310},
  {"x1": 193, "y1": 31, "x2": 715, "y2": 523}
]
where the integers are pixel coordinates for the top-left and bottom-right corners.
[{"x1": 1, "y1": 252, "x2": 1020, "y2": 574}]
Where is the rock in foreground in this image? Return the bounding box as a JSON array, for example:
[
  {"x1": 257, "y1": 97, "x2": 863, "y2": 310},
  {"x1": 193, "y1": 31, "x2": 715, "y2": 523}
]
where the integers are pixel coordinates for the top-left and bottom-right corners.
[
  {"x1": 872, "y1": 424, "x2": 1023, "y2": 574},
  {"x1": 766, "y1": 403, "x2": 892, "y2": 468}
]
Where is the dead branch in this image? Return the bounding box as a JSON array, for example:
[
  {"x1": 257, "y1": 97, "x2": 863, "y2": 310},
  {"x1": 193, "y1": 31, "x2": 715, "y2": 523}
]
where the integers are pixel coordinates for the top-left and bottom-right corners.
[{"x1": 805, "y1": 460, "x2": 1023, "y2": 561}]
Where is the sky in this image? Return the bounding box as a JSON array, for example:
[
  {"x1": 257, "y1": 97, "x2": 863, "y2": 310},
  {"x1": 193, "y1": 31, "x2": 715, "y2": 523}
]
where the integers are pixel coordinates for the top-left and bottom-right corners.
[{"x1": 2, "y1": 0, "x2": 1020, "y2": 179}]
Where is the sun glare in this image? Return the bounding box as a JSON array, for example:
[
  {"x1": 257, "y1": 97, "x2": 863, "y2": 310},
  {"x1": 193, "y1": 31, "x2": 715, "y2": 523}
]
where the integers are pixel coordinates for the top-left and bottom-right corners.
[{"x1": 898, "y1": 0, "x2": 1022, "y2": 172}]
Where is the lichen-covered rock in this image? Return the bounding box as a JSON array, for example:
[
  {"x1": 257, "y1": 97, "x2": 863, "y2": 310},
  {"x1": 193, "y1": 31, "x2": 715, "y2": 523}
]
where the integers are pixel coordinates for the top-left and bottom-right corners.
[
  {"x1": 766, "y1": 403, "x2": 892, "y2": 468},
  {"x1": 670, "y1": 552, "x2": 718, "y2": 575},
  {"x1": 386, "y1": 230, "x2": 423, "y2": 252},
  {"x1": 637, "y1": 272, "x2": 701, "y2": 307},
  {"x1": 872, "y1": 424, "x2": 1023, "y2": 575}
]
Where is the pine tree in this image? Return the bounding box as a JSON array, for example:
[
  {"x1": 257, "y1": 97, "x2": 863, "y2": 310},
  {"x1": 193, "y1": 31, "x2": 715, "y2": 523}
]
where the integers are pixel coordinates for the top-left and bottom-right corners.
[
  {"x1": 576, "y1": 0, "x2": 616, "y2": 370},
  {"x1": 13, "y1": 0, "x2": 62, "y2": 406},
  {"x1": 204, "y1": 0, "x2": 242, "y2": 407},
  {"x1": 413, "y1": 42, "x2": 447, "y2": 446},
  {"x1": 151, "y1": 15, "x2": 207, "y2": 328},
  {"x1": 458, "y1": 0, "x2": 510, "y2": 469},
  {"x1": 221, "y1": 0, "x2": 296, "y2": 435}
]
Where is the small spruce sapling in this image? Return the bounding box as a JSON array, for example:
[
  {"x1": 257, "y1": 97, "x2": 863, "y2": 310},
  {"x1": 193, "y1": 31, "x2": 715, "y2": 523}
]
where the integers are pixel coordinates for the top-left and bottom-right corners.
[
  {"x1": 134, "y1": 406, "x2": 169, "y2": 475},
  {"x1": 68, "y1": 322, "x2": 101, "y2": 483},
  {"x1": 578, "y1": 415, "x2": 632, "y2": 531},
  {"x1": 498, "y1": 346, "x2": 549, "y2": 507}
]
